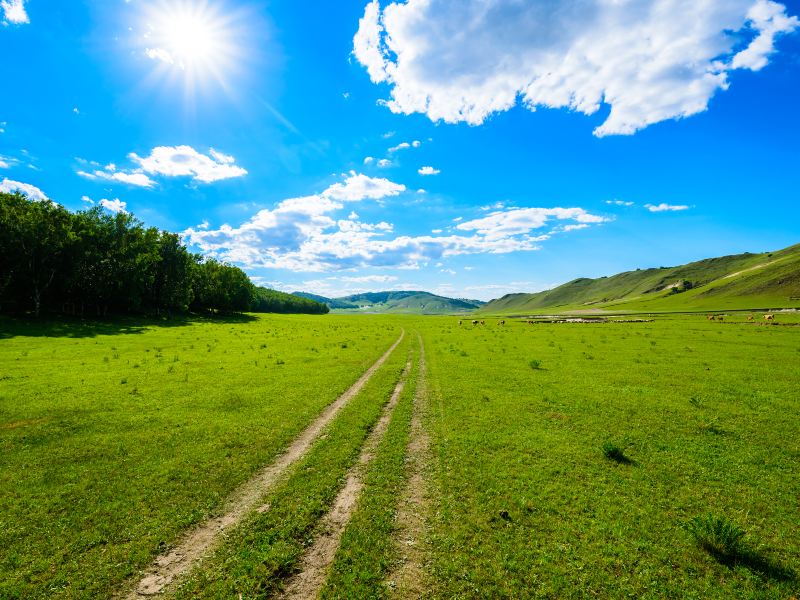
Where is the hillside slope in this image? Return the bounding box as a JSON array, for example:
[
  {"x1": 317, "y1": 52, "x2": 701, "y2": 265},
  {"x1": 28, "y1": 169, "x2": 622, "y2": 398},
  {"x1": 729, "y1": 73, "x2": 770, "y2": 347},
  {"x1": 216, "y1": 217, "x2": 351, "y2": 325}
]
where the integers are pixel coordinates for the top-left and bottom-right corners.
[
  {"x1": 293, "y1": 290, "x2": 484, "y2": 314},
  {"x1": 480, "y1": 243, "x2": 800, "y2": 314}
]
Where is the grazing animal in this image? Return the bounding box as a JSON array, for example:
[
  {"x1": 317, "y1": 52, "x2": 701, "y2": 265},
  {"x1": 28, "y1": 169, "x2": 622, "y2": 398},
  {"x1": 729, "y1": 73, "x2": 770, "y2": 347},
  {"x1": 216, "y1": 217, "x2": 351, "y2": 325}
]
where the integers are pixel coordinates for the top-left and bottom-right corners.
[
  {"x1": 717, "y1": 316, "x2": 724, "y2": 322},
  {"x1": 747, "y1": 315, "x2": 754, "y2": 322},
  {"x1": 472, "y1": 320, "x2": 478, "y2": 325},
  {"x1": 498, "y1": 320, "x2": 505, "y2": 326},
  {"x1": 707, "y1": 315, "x2": 714, "y2": 321},
  {"x1": 764, "y1": 314, "x2": 775, "y2": 321},
  {"x1": 458, "y1": 320, "x2": 462, "y2": 325},
  {"x1": 480, "y1": 320, "x2": 485, "y2": 325}
]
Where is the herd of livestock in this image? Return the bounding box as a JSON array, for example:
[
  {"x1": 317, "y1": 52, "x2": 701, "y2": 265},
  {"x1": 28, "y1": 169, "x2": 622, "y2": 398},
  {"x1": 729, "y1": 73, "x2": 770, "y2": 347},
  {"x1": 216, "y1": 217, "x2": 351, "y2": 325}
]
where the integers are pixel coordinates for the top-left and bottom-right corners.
[{"x1": 458, "y1": 314, "x2": 778, "y2": 326}]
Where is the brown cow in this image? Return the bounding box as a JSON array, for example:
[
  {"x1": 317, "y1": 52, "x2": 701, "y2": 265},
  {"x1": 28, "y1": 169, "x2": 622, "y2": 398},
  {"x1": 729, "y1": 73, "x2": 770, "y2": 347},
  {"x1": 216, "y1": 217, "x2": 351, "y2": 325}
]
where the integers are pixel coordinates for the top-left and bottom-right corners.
[
  {"x1": 747, "y1": 315, "x2": 754, "y2": 322},
  {"x1": 717, "y1": 316, "x2": 724, "y2": 322},
  {"x1": 480, "y1": 320, "x2": 485, "y2": 325},
  {"x1": 707, "y1": 315, "x2": 714, "y2": 321},
  {"x1": 764, "y1": 314, "x2": 775, "y2": 321}
]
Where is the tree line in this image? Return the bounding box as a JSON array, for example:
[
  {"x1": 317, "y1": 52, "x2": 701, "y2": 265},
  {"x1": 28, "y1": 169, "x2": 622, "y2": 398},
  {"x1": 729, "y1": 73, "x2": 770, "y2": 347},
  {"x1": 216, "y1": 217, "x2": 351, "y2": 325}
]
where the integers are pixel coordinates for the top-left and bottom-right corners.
[{"x1": 0, "y1": 191, "x2": 328, "y2": 316}]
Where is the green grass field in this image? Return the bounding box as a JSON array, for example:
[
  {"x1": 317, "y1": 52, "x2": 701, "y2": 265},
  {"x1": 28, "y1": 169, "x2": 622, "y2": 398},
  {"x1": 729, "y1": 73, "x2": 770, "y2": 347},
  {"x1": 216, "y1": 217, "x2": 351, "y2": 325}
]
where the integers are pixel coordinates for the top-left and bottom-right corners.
[{"x1": 1, "y1": 313, "x2": 798, "y2": 598}]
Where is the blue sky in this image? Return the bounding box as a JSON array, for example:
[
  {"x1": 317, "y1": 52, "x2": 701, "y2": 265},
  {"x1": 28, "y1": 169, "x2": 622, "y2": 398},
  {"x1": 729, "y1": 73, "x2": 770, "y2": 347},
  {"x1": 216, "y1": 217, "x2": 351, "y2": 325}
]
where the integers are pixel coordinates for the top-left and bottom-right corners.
[{"x1": 1, "y1": 0, "x2": 799, "y2": 300}]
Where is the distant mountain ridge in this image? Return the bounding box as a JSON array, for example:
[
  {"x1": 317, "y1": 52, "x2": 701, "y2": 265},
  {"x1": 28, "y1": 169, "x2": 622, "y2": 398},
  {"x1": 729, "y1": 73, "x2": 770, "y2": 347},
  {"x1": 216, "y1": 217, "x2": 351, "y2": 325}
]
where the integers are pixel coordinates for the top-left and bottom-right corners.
[
  {"x1": 292, "y1": 290, "x2": 485, "y2": 314},
  {"x1": 479, "y1": 243, "x2": 800, "y2": 314}
]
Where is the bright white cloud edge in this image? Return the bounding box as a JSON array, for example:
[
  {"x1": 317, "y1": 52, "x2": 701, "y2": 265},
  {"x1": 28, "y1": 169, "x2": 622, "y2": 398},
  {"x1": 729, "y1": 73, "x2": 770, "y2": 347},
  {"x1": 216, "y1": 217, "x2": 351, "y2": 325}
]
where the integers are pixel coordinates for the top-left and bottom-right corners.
[{"x1": 353, "y1": 0, "x2": 799, "y2": 136}]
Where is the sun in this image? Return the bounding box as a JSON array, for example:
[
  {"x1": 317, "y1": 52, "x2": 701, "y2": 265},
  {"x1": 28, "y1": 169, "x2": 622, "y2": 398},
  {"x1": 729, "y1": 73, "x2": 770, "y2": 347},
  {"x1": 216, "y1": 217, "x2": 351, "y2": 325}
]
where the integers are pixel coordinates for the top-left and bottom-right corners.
[{"x1": 140, "y1": 0, "x2": 244, "y2": 82}]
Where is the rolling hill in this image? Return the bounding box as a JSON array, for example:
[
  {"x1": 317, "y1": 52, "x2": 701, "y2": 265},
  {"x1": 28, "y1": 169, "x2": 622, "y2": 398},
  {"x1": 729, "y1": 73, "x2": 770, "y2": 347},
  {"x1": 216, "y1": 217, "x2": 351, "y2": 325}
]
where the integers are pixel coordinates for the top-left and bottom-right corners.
[
  {"x1": 479, "y1": 243, "x2": 800, "y2": 315},
  {"x1": 293, "y1": 291, "x2": 485, "y2": 314}
]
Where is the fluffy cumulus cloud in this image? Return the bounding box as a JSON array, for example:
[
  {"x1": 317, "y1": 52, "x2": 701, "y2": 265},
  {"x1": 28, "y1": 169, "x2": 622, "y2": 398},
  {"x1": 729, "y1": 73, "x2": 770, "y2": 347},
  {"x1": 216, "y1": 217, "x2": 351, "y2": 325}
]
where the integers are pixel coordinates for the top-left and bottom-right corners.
[
  {"x1": 1, "y1": 0, "x2": 29, "y2": 24},
  {"x1": 77, "y1": 146, "x2": 246, "y2": 187},
  {"x1": 418, "y1": 166, "x2": 440, "y2": 176},
  {"x1": 354, "y1": 0, "x2": 799, "y2": 136},
  {"x1": 0, "y1": 177, "x2": 47, "y2": 201},
  {"x1": 130, "y1": 146, "x2": 247, "y2": 183},
  {"x1": 646, "y1": 203, "x2": 690, "y2": 212},
  {"x1": 184, "y1": 173, "x2": 606, "y2": 272},
  {"x1": 99, "y1": 198, "x2": 127, "y2": 214}
]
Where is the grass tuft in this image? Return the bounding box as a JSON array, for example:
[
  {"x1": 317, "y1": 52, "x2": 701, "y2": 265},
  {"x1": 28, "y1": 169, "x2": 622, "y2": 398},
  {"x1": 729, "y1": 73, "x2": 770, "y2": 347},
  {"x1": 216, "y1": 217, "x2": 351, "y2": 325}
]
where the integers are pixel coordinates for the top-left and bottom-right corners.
[
  {"x1": 601, "y1": 440, "x2": 630, "y2": 463},
  {"x1": 686, "y1": 514, "x2": 746, "y2": 559},
  {"x1": 529, "y1": 359, "x2": 542, "y2": 370}
]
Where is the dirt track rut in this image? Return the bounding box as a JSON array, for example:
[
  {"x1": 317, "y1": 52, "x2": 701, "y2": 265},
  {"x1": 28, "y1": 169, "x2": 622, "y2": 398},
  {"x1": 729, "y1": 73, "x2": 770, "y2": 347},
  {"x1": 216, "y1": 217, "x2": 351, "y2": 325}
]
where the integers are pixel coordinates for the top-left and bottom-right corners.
[
  {"x1": 120, "y1": 330, "x2": 406, "y2": 599},
  {"x1": 279, "y1": 354, "x2": 413, "y2": 599}
]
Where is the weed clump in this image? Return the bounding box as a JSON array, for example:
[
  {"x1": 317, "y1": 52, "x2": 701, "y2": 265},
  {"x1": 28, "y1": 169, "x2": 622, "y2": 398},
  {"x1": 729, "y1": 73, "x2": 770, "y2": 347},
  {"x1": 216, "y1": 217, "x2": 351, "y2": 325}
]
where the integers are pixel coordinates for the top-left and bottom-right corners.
[
  {"x1": 529, "y1": 359, "x2": 542, "y2": 370},
  {"x1": 686, "y1": 514, "x2": 746, "y2": 559}
]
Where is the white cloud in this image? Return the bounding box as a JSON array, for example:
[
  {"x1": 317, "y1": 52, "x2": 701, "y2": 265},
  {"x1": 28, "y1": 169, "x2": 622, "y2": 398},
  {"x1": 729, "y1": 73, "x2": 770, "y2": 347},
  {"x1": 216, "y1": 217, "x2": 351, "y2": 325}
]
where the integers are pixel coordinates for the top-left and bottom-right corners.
[
  {"x1": 457, "y1": 207, "x2": 607, "y2": 238},
  {"x1": 377, "y1": 158, "x2": 392, "y2": 168},
  {"x1": 388, "y1": 142, "x2": 410, "y2": 152},
  {"x1": 77, "y1": 169, "x2": 156, "y2": 188},
  {"x1": 197, "y1": 219, "x2": 210, "y2": 230},
  {"x1": 412, "y1": 140, "x2": 421, "y2": 148},
  {"x1": 0, "y1": 121, "x2": 6, "y2": 134},
  {"x1": 145, "y1": 47, "x2": 175, "y2": 65},
  {"x1": 325, "y1": 172, "x2": 405, "y2": 201},
  {"x1": 0, "y1": 178, "x2": 47, "y2": 201},
  {"x1": 431, "y1": 228, "x2": 443, "y2": 234},
  {"x1": 382, "y1": 131, "x2": 396, "y2": 139},
  {"x1": 1, "y1": 0, "x2": 29, "y2": 24},
  {"x1": 78, "y1": 146, "x2": 246, "y2": 187},
  {"x1": 99, "y1": 198, "x2": 127, "y2": 214},
  {"x1": 184, "y1": 173, "x2": 605, "y2": 272},
  {"x1": 418, "y1": 166, "x2": 440, "y2": 176},
  {"x1": 81, "y1": 195, "x2": 94, "y2": 204},
  {"x1": 354, "y1": 0, "x2": 799, "y2": 136},
  {"x1": 363, "y1": 156, "x2": 374, "y2": 165},
  {"x1": 606, "y1": 200, "x2": 634, "y2": 206},
  {"x1": 645, "y1": 203, "x2": 690, "y2": 212},
  {"x1": 73, "y1": 107, "x2": 80, "y2": 115},
  {"x1": 130, "y1": 146, "x2": 247, "y2": 183}
]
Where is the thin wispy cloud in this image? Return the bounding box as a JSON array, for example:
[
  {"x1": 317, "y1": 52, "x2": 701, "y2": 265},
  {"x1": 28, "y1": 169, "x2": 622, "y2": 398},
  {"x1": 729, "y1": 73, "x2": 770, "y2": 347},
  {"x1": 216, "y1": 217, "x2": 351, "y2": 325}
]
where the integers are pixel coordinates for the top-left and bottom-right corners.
[{"x1": 646, "y1": 203, "x2": 690, "y2": 212}]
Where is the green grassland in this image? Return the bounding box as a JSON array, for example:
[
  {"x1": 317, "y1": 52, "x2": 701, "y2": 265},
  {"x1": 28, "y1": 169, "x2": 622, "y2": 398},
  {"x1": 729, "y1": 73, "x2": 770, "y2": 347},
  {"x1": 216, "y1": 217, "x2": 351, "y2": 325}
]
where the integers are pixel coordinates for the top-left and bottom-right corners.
[
  {"x1": 1, "y1": 312, "x2": 799, "y2": 598},
  {"x1": 418, "y1": 315, "x2": 800, "y2": 598},
  {"x1": 0, "y1": 314, "x2": 400, "y2": 599},
  {"x1": 481, "y1": 243, "x2": 800, "y2": 314}
]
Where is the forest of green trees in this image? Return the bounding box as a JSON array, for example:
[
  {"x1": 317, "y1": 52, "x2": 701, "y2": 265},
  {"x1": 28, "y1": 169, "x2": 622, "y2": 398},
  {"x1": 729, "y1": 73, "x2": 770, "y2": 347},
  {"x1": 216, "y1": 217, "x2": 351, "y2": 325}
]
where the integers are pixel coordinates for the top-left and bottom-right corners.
[{"x1": 0, "y1": 191, "x2": 328, "y2": 317}]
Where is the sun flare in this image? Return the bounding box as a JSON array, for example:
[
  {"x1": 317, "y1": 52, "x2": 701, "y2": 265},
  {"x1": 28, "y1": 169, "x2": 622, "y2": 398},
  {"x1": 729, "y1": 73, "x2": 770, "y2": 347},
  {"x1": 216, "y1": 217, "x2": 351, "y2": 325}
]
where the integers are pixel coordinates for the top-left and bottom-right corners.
[{"x1": 141, "y1": 0, "x2": 243, "y2": 82}]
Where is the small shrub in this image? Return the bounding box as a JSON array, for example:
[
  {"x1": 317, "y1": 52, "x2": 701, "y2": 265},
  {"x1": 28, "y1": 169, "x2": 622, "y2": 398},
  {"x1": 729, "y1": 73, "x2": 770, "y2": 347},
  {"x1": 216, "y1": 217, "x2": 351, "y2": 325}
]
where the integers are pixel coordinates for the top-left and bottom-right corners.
[
  {"x1": 529, "y1": 359, "x2": 542, "y2": 370},
  {"x1": 686, "y1": 514, "x2": 746, "y2": 559}
]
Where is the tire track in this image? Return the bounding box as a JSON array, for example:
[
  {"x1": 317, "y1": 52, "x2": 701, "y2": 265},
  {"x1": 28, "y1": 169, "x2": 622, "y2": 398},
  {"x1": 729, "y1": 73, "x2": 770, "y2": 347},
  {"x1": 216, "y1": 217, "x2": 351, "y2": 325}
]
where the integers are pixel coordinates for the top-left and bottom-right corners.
[
  {"x1": 387, "y1": 332, "x2": 430, "y2": 599},
  {"x1": 279, "y1": 350, "x2": 415, "y2": 600},
  {"x1": 120, "y1": 330, "x2": 406, "y2": 599}
]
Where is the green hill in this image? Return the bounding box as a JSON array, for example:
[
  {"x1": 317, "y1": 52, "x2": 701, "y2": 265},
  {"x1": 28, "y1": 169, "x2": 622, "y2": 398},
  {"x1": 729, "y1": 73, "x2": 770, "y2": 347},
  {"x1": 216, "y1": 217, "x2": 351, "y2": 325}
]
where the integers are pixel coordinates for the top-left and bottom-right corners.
[
  {"x1": 293, "y1": 290, "x2": 484, "y2": 314},
  {"x1": 480, "y1": 243, "x2": 800, "y2": 315}
]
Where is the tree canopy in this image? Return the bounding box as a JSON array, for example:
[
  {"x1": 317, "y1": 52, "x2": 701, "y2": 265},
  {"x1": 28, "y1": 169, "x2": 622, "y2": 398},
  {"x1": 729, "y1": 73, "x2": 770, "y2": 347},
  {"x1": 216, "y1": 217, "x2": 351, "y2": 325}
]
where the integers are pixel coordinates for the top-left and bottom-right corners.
[{"x1": 0, "y1": 191, "x2": 328, "y2": 317}]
